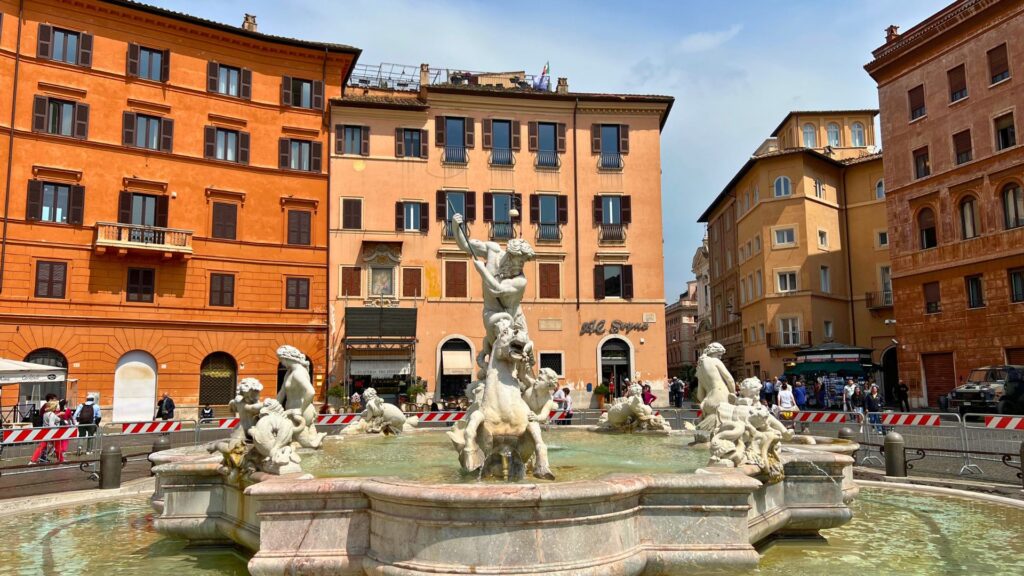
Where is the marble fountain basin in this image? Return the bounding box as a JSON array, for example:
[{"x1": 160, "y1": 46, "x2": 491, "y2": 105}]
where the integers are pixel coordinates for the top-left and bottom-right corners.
[{"x1": 150, "y1": 428, "x2": 858, "y2": 576}]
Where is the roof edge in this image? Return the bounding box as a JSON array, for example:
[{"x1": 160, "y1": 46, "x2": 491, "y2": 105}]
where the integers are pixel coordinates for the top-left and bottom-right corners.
[{"x1": 769, "y1": 109, "x2": 880, "y2": 138}]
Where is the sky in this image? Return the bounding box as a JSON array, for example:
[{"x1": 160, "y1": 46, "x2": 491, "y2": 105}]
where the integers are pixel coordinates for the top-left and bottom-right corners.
[{"x1": 154, "y1": 0, "x2": 944, "y2": 300}]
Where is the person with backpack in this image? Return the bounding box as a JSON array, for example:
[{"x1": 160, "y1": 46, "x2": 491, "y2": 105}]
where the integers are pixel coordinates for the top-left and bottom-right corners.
[
  {"x1": 74, "y1": 395, "x2": 101, "y2": 453},
  {"x1": 30, "y1": 400, "x2": 64, "y2": 464},
  {"x1": 200, "y1": 404, "x2": 214, "y2": 421}
]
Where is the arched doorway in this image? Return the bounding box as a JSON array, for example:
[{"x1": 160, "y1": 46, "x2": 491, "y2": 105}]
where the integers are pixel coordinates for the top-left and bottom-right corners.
[
  {"x1": 22, "y1": 348, "x2": 68, "y2": 403},
  {"x1": 277, "y1": 353, "x2": 313, "y2": 393},
  {"x1": 599, "y1": 337, "x2": 632, "y2": 397},
  {"x1": 199, "y1": 352, "x2": 237, "y2": 407},
  {"x1": 113, "y1": 351, "x2": 157, "y2": 423},
  {"x1": 439, "y1": 338, "x2": 473, "y2": 399},
  {"x1": 882, "y1": 347, "x2": 899, "y2": 405}
]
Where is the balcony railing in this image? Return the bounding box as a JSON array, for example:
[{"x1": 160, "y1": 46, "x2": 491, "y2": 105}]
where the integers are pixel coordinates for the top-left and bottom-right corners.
[
  {"x1": 599, "y1": 223, "x2": 626, "y2": 242},
  {"x1": 536, "y1": 223, "x2": 562, "y2": 242},
  {"x1": 865, "y1": 291, "x2": 894, "y2": 309},
  {"x1": 766, "y1": 331, "x2": 812, "y2": 350},
  {"x1": 925, "y1": 301, "x2": 942, "y2": 314},
  {"x1": 442, "y1": 145, "x2": 468, "y2": 165},
  {"x1": 489, "y1": 148, "x2": 514, "y2": 167},
  {"x1": 599, "y1": 152, "x2": 623, "y2": 170},
  {"x1": 489, "y1": 221, "x2": 514, "y2": 240},
  {"x1": 535, "y1": 150, "x2": 560, "y2": 169},
  {"x1": 443, "y1": 221, "x2": 459, "y2": 239},
  {"x1": 94, "y1": 222, "x2": 193, "y2": 254}
]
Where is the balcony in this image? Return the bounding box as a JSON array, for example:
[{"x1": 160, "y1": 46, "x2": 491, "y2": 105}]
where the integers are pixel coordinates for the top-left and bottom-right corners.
[
  {"x1": 536, "y1": 223, "x2": 562, "y2": 242},
  {"x1": 94, "y1": 222, "x2": 193, "y2": 256},
  {"x1": 766, "y1": 331, "x2": 812, "y2": 350},
  {"x1": 535, "y1": 150, "x2": 560, "y2": 169},
  {"x1": 489, "y1": 148, "x2": 515, "y2": 167},
  {"x1": 865, "y1": 291, "x2": 894, "y2": 310},
  {"x1": 442, "y1": 145, "x2": 468, "y2": 165},
  {"x1": 599, "y1": 223, "x2": 626, "y2": 243},
  {"x1": 489, "y1": 222, "x2": 514, "y2": 240},
  {"x1": 599, "y1": 152, "x2": 623, "y2": 170}
]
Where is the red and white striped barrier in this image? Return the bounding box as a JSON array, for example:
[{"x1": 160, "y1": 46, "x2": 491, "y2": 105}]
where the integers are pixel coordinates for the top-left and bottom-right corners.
[
  {"x1": 983, "y1": 415, "x2": 1024, "y2": 430},
  {"x1": 548, "y1": 410, "x2": 572, "y2": 421},
  {"x1": 416, "y1": 411, "x2": 466, "y2": 423},
  {"x1": 1, "y1": 426, "x2": 79, "y2": 445},
  {"x1": 880, "y1": 413, "x2": 941, "y2": 427},
  {"x1": 316, "y1": 414, "x2": 361, "y2": 426},
  {"x1": 121, "y1": 421, "x2": 183, "y2": 435},
  {"x1": 792, "y1": 411, "x2": 848, "y2": 423},
  {"x1": 202, "y1": 418, "x2": 239, "y2": 429}
]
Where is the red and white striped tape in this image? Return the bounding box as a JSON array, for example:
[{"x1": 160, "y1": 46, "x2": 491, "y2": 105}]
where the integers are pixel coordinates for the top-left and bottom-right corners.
[
  {"x1": 1, "y1": 426, "x2": 79, "y2": 445},
  {"x1": 211, "y1": 418, "x2": 239, "y2": 429},
  {"x1": 316, "y1": 414, "x2": 361, "y2": 426},
  {"x1": 984, "y1": 415, "x2": 1024, "y2": 430},
  {"x1": 792, "y1": 412, "x2": 848, "y2": 423},
  {"x1": 121, "y1": 421, "x2": 182, "y2": 434},
  {"x1": 548, "y1": 410, "x2": 572, "y2": 420},
  {"x1": 417, "y1": 411, "x2": 466, "y2": 422},
  {"x1": 880, "y1": 413, "x2": 941, "y2": 427}
]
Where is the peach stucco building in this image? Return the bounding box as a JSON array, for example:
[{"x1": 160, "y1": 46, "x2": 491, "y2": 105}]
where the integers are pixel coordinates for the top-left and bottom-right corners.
[
  {"x1": 328, "y1": 66, "x2": 673, "y2": 406},
  {"x1": 0, "y1": 0, "x2": 355, "y2": 420}
]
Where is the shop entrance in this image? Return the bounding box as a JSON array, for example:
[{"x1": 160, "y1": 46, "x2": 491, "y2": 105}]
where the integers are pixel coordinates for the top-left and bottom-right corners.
[
  {"x1": 600, "y1": 338, "x2": 632, "y2": 397},
  {"x1": 881, "y1": 347, "x2": 899, "y2": 405},
  {"x1": 439, "y1": 338, "x2": 473, "y2": 401}
]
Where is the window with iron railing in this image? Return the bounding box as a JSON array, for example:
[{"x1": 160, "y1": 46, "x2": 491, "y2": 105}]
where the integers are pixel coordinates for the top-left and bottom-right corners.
[
  {"x1": 599, "y1": 124, "x2": 622, "y2": 169},
  {"x1": 536, "y1": 122, "x2": 559, "y2": 168},
  {"x1": 443, "y1": 117, "x2": 468, "y2": 164},
  {"x1": 490, "y1": 148, "x2": 514, "y2": 167},
  {"x1": 489, "y1": 120, "x2": 513, "y2": 166}
]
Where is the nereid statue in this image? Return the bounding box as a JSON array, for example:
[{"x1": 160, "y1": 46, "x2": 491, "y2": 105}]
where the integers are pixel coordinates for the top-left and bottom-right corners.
[
  {"x1": 344, "y1": 387, "x2": 419, "y2": 435},
  {"x1": 596, "y1": 382, "x2": 672, "y2": 432}
]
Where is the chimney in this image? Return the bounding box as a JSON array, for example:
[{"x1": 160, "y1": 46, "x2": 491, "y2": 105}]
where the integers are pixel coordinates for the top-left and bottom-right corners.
[
  {"x1": 556, "y1": 77, "x2": 568, "y2": 94},
  {"x1": 885, "y1": 25, "x2": 899, "y2": 42},
  {"x1": 242, "y1": 14, "x2": 258, "y2": 32},
  {"x1": 419, "y1": 63, "x2": 430, "y2": 100}
]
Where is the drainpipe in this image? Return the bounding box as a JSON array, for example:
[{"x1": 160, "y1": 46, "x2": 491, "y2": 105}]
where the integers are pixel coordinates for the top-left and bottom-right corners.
[
  {"x1": 0, "y1": 0, "x2": 26, "y2": 294},
  {"x1": 322, "y1": 48, "x2": 331, "y2": 397},
  {"x1": 842, "y1": 167, "x2": 857, "y2": 346},
  {"x1": 572, "y1": 98, "x2": 580, "y2": 311}
]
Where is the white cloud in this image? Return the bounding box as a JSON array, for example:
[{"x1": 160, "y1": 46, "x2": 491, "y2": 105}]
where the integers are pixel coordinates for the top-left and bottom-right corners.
[{"x1": 674, "y1": 24, "x2": 742, "y2": 53}]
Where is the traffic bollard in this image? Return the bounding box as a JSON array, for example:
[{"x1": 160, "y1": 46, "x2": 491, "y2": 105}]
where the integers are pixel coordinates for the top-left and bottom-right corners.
[
  {"x1": 152, "y1": 434, "x2": 172, "y2": 454},
  {"x1": 99, "y1": 445, "x2": 123, "y2": 489},
  {"x1": 884, "y1": 431, "x2": 906, "y2": 478},
  {"x1": 837, "y1": 427, "x2": 856, "y2": 442}
]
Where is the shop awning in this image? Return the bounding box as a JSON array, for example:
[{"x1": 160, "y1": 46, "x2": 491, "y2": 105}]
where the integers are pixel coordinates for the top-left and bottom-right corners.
[
  {"x1": 785, "y1": 362, "x2": 867, "y2": 376},
  {"x1": 0, "y1": 359, "x2": 67, "y2": 386},
  {"x1": 349, "y1": 359, "x2": 411, "y2": 379},
  {"x1": 442, "y1": 351, "x2": 474, "y2": 376}
]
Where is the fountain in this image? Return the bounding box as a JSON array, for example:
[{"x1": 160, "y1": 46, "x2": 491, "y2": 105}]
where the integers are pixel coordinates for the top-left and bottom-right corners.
[{"x1": 151, "y1": 213, "x2": 860, "y2": 575}]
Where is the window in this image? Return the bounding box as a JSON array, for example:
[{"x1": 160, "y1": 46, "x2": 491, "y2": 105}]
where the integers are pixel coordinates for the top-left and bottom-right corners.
[
  {"x1": 343, "y1": 126, "x2": 364, "y2": 155},
  {"x1": 204, "y1": 126, "x2": 249, "y2": 164},
  {"x1": 777, "y1": 271, "x2": 798, "y2": 293},
  {"x1": 538, "y1": 262, "x2": 560, "y2": 299},
  {"x1": 995, "y1": 113, "x2": 1016, "y2": 150},
  {"x1": 285, "y1": 277, "x2": 310, "y2": 309},
  {"x1": 759, "y1": 323, "x2": 765, "y2": 342},
  {"x1": 34, "y1": 182, "x2": 71, "y2": 223},
  {"x1": 773, "y1": 176, "x2": 791, "y2": 197},
  {"x1": 826, "y1": 123, "x2": 841, "y2": 147},
  {"x1": 598, "y1": 124, "x2": 624, "y2": 169},
  {"x1": 490, "y1": 193, "x2": 512, "y2": 223},
  {"x1": 909, "y1": 85, "x2": 926, "y2": 120},
  {"x1": 755, "y1": 270, "x2": 763, "y2": 297},
  {"x1": 211, "y1": 202, "x2": 237, "y2": 240},
  {"x1": 127, "y1": 268, "x2": 155, "y2": 303},
  {"x1": 923, "y1": 281, "x2": 941, "y2": 314},
  {"x1": 780, "y1": 318, "x2": 800, "y2": 346},
  {"x1": 45, "y1": 98, "x2": 73, "y2": 136},
  {"x1": 443, "y1": 117, "x2": 468, "y2": 163},
  {"x1": 814, "y1": 179, "x2": 825, "y2": 199},
  {"x1": 960, "y1": 197, "x2": 979, "y2": 239},
  {"x1": 287, "y1": 210, "x2": 312, "y2": 245},
  {"x1": 1009, "y1": 268, "x2": 1024, "y2": 303},
  {"x1": 877, "y1": 230, "x2": 889, "y2": 247},
  {"x1": 802, "y1": 123, "x2": 817, "y2": 148},
  {"x1": 397, "y1": 128, "x2": 426, "y2": 158},
  {"x1": 136, "y1": 46, "x2": 166, "y2": 82},
  {"x1": 598, "y1": 264, "x2": 635, "y2": 299},
  {"x1": 445, "y1": 261, "x2": 467, "y2": 298},
  {"x1": 918, "y1": 207, "x2": 937, "y2": 249},
  {"x1": 291, "y1": 140, "x2": 311, "y2": 170},
  {"x1": 216, "y1": 128, "x2": 239, "y2": 162},
  {"x1": 823, "y1": 320, "x2": 834, "y2": 340},
  {"x1": 218, "y1": 65, "x2": 241, "y2": 97},
  {"x1": 725, "y1": 250, "x2": 732, "y2": 270},
  {"x1": 739, "y1": 278, "x2": 747, "y2": 304},
  {"x1": 774, "y1": 227, "x2": 796, "y2": 246},
  {"x1": 965, "y1": 275, "x2": 985, "y2": 309},
  {"x1": 875, "y1": 179, "x2": 885, "y2": 200},
  {"x1": 50, "y1": 27, "x2": 84, "y2": 65},
  {"x1": 1004, "y1": 184, "x2": 1024, "y2": 229},
  {"x1": 818, "y1": 229, "x2": 828, "y2": 248},
  {"x1": 206, "y1": 62, "x2": 251, "y2": 99},
  {"x1": 399, "y1": 201, "x2": 427, "y2": 232},
  {"x1": 35, "y1": 261, "x2": 67, "y2": 299},
  {"x1": 402, "y1": 268, "x2": 422, "y2": 298},
  {"x1": 851, "y1": 122, "x2": 866, "y2": 147},
  {"x1": 486, "y1": 119, "x2": 514, "y2": 166},
  {"x1": 279, "y1": 138, "x2": 322, "y2": 172},
  {"x1": 538, "y1": 352, "x2": 564, "y2": 377},
  {"x1": 952, "y1": 130, "x2": 972, "y2": 165},
  {"x1": 124, "y1": 113, "x2": 172, "y2": 152},
  {"x1": 754, "y1": 235, "x2": 761, "y2": 253},
  {"x1": 342, "y1": 198, "x2": 362, "y2": 230},
  {"x1": 32, "y1": 96, "x2": 88, "y2": 140},
  {"x1": 283, "y1": 76, "x2": 322, "y2": 109},
  {"x1": 913, "y1": 147, "x2": 930, "y2": 179},
  {"x1": 987, "y1": 43, "x2": 1010, "y2": 84},
  {"x1": 370, "y1": 267, "x2": 395, "y2": 297},
  {"x1": 209, "y1": 273, "x2": 235, "y2": 307},
  {"x1": 536, "y1": 122, "x2": 559, "y2": 167},
  {"x1": 948, "y1": 64, "x2": 968, "y2": 102},
  {"x1": 341, "y1": 267, "x2": 361, "y2": 297},
  {"x1": 753, "y1": 185, "x2": 759, "y2": 203},
  {"x1": 881, "y1": 266, "x2": 893, "y2": 302},
  {"x1": 820, "y1": 266, "x2": 831, "y2": 293}
]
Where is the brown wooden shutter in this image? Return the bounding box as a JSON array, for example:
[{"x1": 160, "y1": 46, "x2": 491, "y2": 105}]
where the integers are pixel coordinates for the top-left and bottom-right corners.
[
  {"x1": 395, "y1": 128, "x2": 405, "y2": 157},
  {"x1": 557, "y1": 195, "x2": 568, "y2": 224},
  {"x1": 159, "y1": 118, "x2": 174, "y2": 152},
  {"x1": 155, "y1": 194, "x2": 169, "y2": 228},
  {"x1": 482, "y1": 192, "x2": 493, "y2": 222},
  {"x1": 127, "y1": 43, "x2": 140, "y2": 77},
  {"x1": 403, "y1": 268, "x2": 422, "y2": 298},
  {"x1": 240, "y1": 68, "x2": 252, "y2": 100},
  {"x1": 557, "y1": 123, "x2": 567, "y2": 152},
  {"x1": 312, "y1": 80, "x2": 324, "y2": 109},
  {"x1": 342, "y1": 267, "x2": 361, "y2": 297},
  {"x1": 37, "y1": 24, "x2": 53, "y2": 59},
  {"x1": 465, "y1": 117, "x2": 475, "y2": 148},
  {"x1": 118, "y1": 192, "x2": 132, "y2": 224},
  {"x1": 281, "y1": 76, "x2": 293, "y2": 105},
  {"x1": 948, "y1": 65, "x2": 966, "y2": 97},
  {"x1": 360, "y1": 126, "x2": 369, "y2": 156},
  {"x1": 204, "y1": 126, "x2": 216, "y2": 158},
  {"x1": 622, "y1": 265, "x2": 634, "y2": 298},
  {"x1": 482, "y1": 119, "x2": 492, "y2": 149},
  {"x1": 593, "y1": 196, "x2": 603, "y2": 224},
  {"x1": 445, "y1": 261, "x2": 467, "y2": 298},
  {"x1": 511, "y1": 121, "x2": 521, "y2": 151},
  {"x1": 593, "y1": 265, "x2": 605, "y2": 300},
  {"x1": 212, "y1": 202, "x2": 237, "y2": 239},
  {"x1": 419, "y1": 203, "x2": 430, "y2": 231},
  {"x1": 465, "y1": 191, "x2": 476, "y2": 221},
  {"x1": 395, "y1": 202, "x2": 404, "y2": 231},
  {"x1": 73, "y1": 102, "x2": 89, "y2": 139},
  {"x1": 923, "y1": 281, "x2": 940, "y2": 304},
  {"x1": 436, "y1": 190, "x2": 446, "y2": 220},
  {"x1": 908, "y1": 85, "x2": 925, "y2": 115},
  {"x1": 238, "y1": 132, "x2": 250, "y2": 164},
  {"x1": 69, "y1": 185, "x2": 85, "y2": 225},
  {"x1": 311, "y1": 141, "x2": 323, "y2": 172},
  {"x1": 988, "y1": 44, "x2": 1009, "y2": 80},
  {"x1": 953, "y1": 130, "x2": 972, "y2": 157},
  {"x1": 528, "y1": 122, "x2": 538, "y2": 151},
  {"x1": 529, "y1": 195, "x2": 540, "y2": 223},
  {"x1": 591, "y1": 124, "x2": 601, "y2": 153},
  {"x1": 207, "y1": 62, "x2": 219, "y2": 92},
  {"x1": 32, "y1": 96, "x2": 47, "y2": 132},
  {"x1": 334, "y1": 124, "x2": 344, "y2": 154},
  {"x1": 78, "y1": 33, "x2": 93, "y2": 67},
  {"x1": 512, "y1": 193, "x2": 522, "y2": 223},
  {"x1": 52, "y1": 262, "x2": 67, "y2": 298},
  {"x1": 621, "y1": 195, "x2": 632, "y2": 224},
  {"x1": 160, "y1": 50, "x2": 171, "y2": 82},
  {"x1": 420, "y1": 130, "x2": 429, "y2": 158},
  {"x1": 279, "y1": 138, "x2": 290, "y2": 169},
  {"x1": 435, "y1": 116, "x2": 445, "y2": 146},
  {"x1": 539, "y1": 263, "x2": 559, "y2": 299},
  {"x1": 26, "y1": 181, "x2": 43, "y2": 220},
  {"x1": 122, "y1": 112, "x2": 136, "y2": 146},
  {"x1": 619, "y1": 124, "x2": 629, "y2": 154}
]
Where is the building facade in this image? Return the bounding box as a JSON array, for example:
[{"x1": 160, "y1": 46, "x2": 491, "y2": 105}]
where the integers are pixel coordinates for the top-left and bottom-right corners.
[
  {"x1": 691, "y1": 236, "x2": 712, "y2": 356},
  {"x1": 0, "y1": 0, "x2": 355, "y2": 419},
  {"x1": 665, "y1": 281, "x2": 698, "y2": 377},
  {"x1": 700, "y1": 195, "x2": 744, "y2": 376},
  {"x1": 328, "y1": 65, "x2": 673, "y2": 407},
  {"x1": 865, "y1": 0, "x2": 1024, "y2": 407}
]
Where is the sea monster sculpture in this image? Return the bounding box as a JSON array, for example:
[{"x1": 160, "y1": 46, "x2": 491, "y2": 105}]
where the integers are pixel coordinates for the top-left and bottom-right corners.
[
  {"x1": 344, "y1": 387, "x2": 419, "y2": 435},
  {"x1": 596, "y1": 382, "x2": 673, "y2": 432}
]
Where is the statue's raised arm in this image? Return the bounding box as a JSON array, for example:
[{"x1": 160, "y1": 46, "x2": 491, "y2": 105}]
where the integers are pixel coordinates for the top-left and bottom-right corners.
[{"x1": 452, "y1": 213, "x2": 490, "y2": 260}]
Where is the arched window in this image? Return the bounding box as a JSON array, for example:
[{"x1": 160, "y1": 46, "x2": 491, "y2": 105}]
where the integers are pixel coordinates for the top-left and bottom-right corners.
[
  {"x1": 918, "y1": 207, "x2": 937, "y2": 249},
  {"x1": 1004, "y1": 183, "x2": 1024, "y2": 229},
  {"x1": 198, "y1": 352, "x2": 237, "y2": 406},
  {"x1": 875, "y1": 179, "x2": 885, "y2": 200},
  {"x1": 773, "y1": 176, "x2": 792, "y2": 198},
  {"x1": 21, "y1": 348, "x2": 68, "y2": 403},
  {"x1": 959, "y1": 197, "x2": 979, "y2": 239},
  {"x1": 827, "y1": 123, "x2": 841, "y2": 147},
  {"x1": 802, "y1": 124, "x2": 817, "y2": 148},
  {"x1": 24, "y1": 348, "x2": 67, "y2": 368},
  {"x1": 851, "y1": 122, "x2": 866, "y2": 147}
]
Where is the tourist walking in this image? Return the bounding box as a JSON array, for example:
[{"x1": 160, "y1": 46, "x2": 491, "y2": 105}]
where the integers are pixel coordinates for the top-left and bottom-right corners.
[
  {"x1": 897, "y1": 380, "x2": 910, "y2": 412},
  {"x1": 762, "y1": 378, "x2": 775, "y2": 406},
  {"x1": 155, "y1": 392, "x2": 175, "y2": 420},
  {"x1": 842, "y1": 379, "x2": 857, "y2": 412},
  {"x1": 793, "y1": 381, "x2": 807, "y2": 410},
  {"x1": 561, "y1": 387, "x2": 573, "y2": 425},
  {"x1": 641, "y1": 384, "x2": 656, "y2": 406},
  {"x1": 29, "y1": 400, "x2": 64, "y2": 464},
  {"x1": 851, "y1": 386, "x2": 866, "y2": 431},
  {"x1": 865, "y1": 385, "x2": 885, "y2": 434},
  {"x1": 74, "y1": 394, "x2": 101, "y2": 453},
  {"x1": 56, "y1": 399, "x2": 74, "y2": 457},
  {"x1": 552, "y1": 386, "x2": 566, "y2": 424}
]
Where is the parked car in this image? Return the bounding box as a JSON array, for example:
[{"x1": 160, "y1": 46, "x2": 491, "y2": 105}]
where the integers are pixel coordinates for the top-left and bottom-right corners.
[{"x1": 948, "y1": 365, "x2": 1024, "y2": 415}]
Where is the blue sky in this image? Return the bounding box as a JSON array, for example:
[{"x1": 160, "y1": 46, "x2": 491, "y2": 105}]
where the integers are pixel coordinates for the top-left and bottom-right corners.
[{"x1": 154, "y1": 0, "x2": 943, "y2": 299}]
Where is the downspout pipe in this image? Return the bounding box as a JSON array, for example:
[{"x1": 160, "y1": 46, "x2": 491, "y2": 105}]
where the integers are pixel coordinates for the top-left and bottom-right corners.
[
  {"x1": 572, "y1": 98, "x2": 580, "y2": 311},
  {"x1": 842, "y1": 168, "x2": 857, "y2": 347},
  {"x1": 0, "y1": 0, "x2": 26, "y2": 293},
  {"x1": 322, "y1": 48, "x2": 332, "y2": 397}
]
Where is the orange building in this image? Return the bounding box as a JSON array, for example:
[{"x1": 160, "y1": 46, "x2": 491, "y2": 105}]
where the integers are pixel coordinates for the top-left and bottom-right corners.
[
  {"x1": 865, "y1": 0, "x2": 1024, "y2": 408},
  {"x1": 328, "y1": 65, "x2": 673, "y2": 407},
  {"x1": 0, "y1": 0, "x2": 357, "y2": 420}
]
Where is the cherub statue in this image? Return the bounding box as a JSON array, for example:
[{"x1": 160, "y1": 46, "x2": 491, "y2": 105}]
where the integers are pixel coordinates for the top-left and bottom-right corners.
[
  {"x1": 230, "y1": 377, "x2": 264, "y2": 439},
  {"x1": 519, "y1": 367, "x2": 559, "y2": 479},
  {"x1": 276, "y1": 345, "x2": 324, "y2": 449},
  {"x1": 345, "y1": 387, "x2": 418, "y2": 435},
  {"x1": 597, "y1": 382, "x2": 672, "y2": 432},
  {"x1": 249, "y1": 399, "x2": 304, "y2": 474}
]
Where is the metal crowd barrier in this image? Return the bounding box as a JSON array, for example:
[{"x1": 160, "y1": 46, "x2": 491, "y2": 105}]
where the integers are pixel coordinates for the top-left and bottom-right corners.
[
  {"x1": 116, "y1": 419, "x2": 198, "y2": 449},
  {"x1": 959, "y1": 414, "x2": 1024, "y2": 474},
  {"x1": 0, "y1": 424, "x2": 104, "y2": 469}
]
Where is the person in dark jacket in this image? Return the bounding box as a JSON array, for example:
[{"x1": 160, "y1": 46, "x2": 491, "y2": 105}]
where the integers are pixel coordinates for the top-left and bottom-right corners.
[
  {"x1": 864, "y1": 385, "x2": 885, "y2": 434},
  {"x1": 155, "y1": 392, "x2": 176, "y2": 420},
  {"x1": 897, "y1": 380, "x2": 911, "y2": 412}
]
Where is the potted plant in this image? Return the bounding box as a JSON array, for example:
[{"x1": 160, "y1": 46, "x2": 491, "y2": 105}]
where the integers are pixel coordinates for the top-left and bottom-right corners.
[
  {"x1": 406, "y1": 381, "x2": 428, "y2": 406},
  {"x1": 593, "y1": 384, "x2": 611, "y2": 409},
  {"x1": 326, "y1": 385, "x2": 345, "y2": 409}
]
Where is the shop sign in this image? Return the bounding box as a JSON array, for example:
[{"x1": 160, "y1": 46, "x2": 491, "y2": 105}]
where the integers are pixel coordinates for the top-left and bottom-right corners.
[{"x1": 579, "y1": 320, "x2": 649, "y2": 336}]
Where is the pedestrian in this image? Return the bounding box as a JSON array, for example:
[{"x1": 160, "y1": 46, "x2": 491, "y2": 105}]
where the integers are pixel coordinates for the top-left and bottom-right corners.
[
  {"x1": 897, "y1": 380, "x2": 910, "y2": 412},
  {"x1": 30, "y1": 400, "x2": 64, "y2": 464},
  {"x1": 200, "y1": 404, "x2": 214, "y2": 421},
  {"x1": 793, "y1": 381, "x2": 808, "y2": 410},
  {"x1": 851, "y1": 386, "x2": 866, "y2": 432},
  {"x1": 56, "y1": 399, "x2": 74, "y2": 458},
  {"x1": 865, "y1": 385, "x2": 885, "y2": 434},
  {"x1": 762, "y1": 378, "x2": 775, "y2": 406},
  {"x1": 155, "y1": 392, "x2": 175, "y2": 420},
  {"x1": 350, "y1": 391, "x2": 362, "y2": 413},
  {"x1": 670, "y1": 378, "x2": 684, "y2": 408},
  {"x1": 843, "y1": 379, "x2": 857, "y2": 412},
  {"x1": 429, "y1": 399, "x2": 440, "y2": 412},
  {"x1": 552, "y1": 386, "x2": 566, "y2": 424},
  {"x1": 778, "y1": 382, "x2": 798, "y2": 420},
  {"x1": 73, "y1": 394, "x2": 101, "y2": 453},
  {"x1": 561, "y1": 387, "x2": 574, "y2": 425},
  {"x1": 641, "y1": 384, "x2": 656, "y2": 406}
]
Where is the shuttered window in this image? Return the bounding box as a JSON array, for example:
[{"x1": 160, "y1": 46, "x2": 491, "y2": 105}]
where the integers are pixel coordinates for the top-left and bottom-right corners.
[
  {"x1": 988, "y1": 43, "x2": 1010, "y2": 84},
  {"x1": 948, "y1": 65, "x2": 967, "y2": 102},
  {"x1": 341, "y1": 267, "x2": 361, "y2": 297},
  {"x1": 127, "y1": 268, "x2": 155, "y2": 303},
  {"x1": 281, "y1": 76, "x2": 323, "y2": 109},
  {"x1": 123, "y1": 113, "x2": 173, "y2": 152},
  {"x1": 206, "y1": 62, "x2": 252, "y2": 99},
  {"x1": 341, "y1": 125, "x2": 369, "y2": 156},
  {"x1": 594, "y1": 264, "x2": 633, "y2": 299},
  {"x1": 445, "y1": 261, "x2": 467, "y2": 298},
  {"x1": 913, "y1": 146, "x2": 930, "y2": 179},
  {"x1": 908, "y1": 85, "x2": 926, "y2": 120},
  {"x1": 953, "y1": 130, "x2": 972, "y2": 164},
  {"x1": 287, "y1": 210, "x2": 312, "y2": 245},
  {"x1": 538, "y1": 263, "x2": 560, "y2": 299},
  {"x1": 211, "y1": 202, "x2": 237, "y2": 240},
  {"x1": 279, "y1": 138, "x2": 322, "y2": 172},
  {"x1": 923, "y1": 281, "x2": 941, "y2": 314},
  {"x1": 34, "y1": 261, "x2": 67, "y2": 299},
  {"x1": 342, "y1": 199, "x2": 362, "y2": 230},
  {"x1": 209, "y1": 273, "x2": 235, "y2": 307},
  {"x1": 395, "y1": 128, "x2": 428, "y2": 158},
  {"x1": 127, "y1": 44, "x2": 170, "y2": 82},
  {"x1": 32, "y1": 96, "x2": 88, "y2": 139},
  {"x1": 37, "y1": 25, "x2": 92, "y2": 67},
  {"x1": 396, "y1": 201, "x2": 429, "y2": 232},
  {"x1": 204, "y1": 127, "x2": 249, "y2": 164},
  {"x1": 26, "y1": 181, "x2": 84, "y2": 225},
  {"x1": 402, "y1": 268, "x2": 422, "y2": 298},
  {"x1": 285, "y1": 277, "x2": 310, "y2": 309}
]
